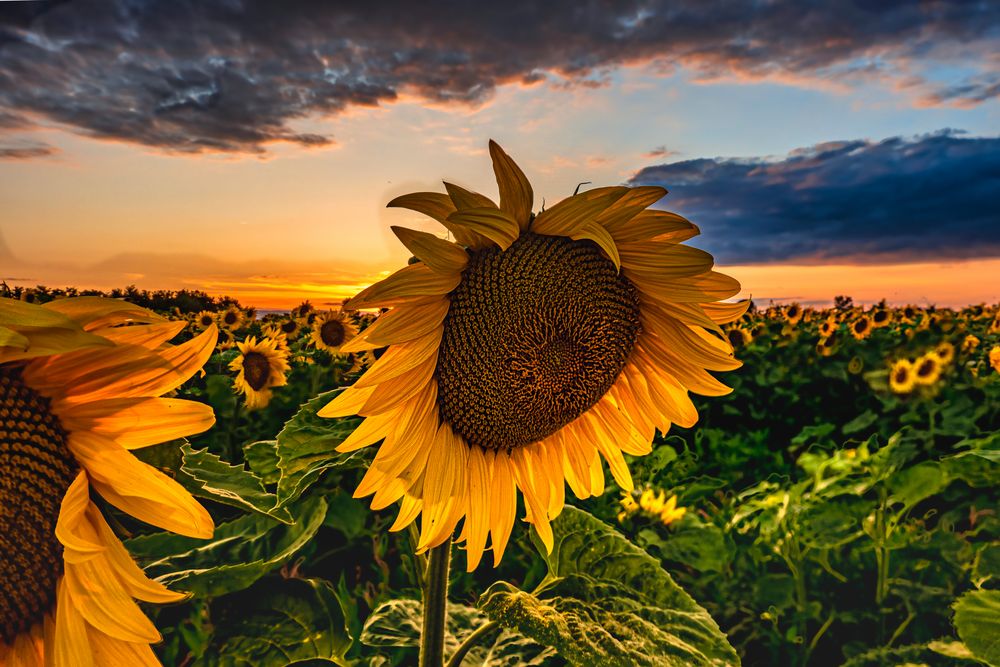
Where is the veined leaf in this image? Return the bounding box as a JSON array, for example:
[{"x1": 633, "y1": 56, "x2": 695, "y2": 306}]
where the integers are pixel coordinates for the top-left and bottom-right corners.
[
  {"x1": 197, "y1": 577, "x2": 353, "y2": 667},
  {"x1": 126, "y1": 496, "x2": 326, "y2": 598},
  {"x1": 181, "y1": 443, "x2": 292, "y2": 523},
  {"x1": 953, "y1": 589, "x2": 1000, "y2": 666},
  {"x1": 479, "y1": 506, "x2": 738, "y2": 666}
]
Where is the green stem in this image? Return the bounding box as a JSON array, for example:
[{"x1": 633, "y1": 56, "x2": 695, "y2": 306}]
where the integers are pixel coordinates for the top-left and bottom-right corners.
[
  {"x1": 420, "y1": 541, "x2": 452, "y2": 667},
  {"x1": 446, "y1": 621, "x2": 500, "y2": 667}
]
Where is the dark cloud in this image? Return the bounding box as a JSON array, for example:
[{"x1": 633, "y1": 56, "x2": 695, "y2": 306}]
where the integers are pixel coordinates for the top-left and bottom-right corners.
[
  {"x1": 0, "y1": 1, "x2": 997, "y2": 155},
  {"x1": 628, "y1": 130, "x2": 1000, "y2": 264},
  {"x1": 0, "y1": 142, "x2": 56, "y2": 160}
]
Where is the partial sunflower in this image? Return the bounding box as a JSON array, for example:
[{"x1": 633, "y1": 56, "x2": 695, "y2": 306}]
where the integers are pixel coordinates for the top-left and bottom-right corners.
[
  {"x1": 319, "y1": 140, "x2": 745, "y2": 570},
  {"x1": 962, "y1": 335, "x2": 980, "y2": 354},
  {"x1": 935, "y1": 341, "x2": 955, "y2": 365},
  {"x1": 871, "y1": 308, "x2": 892, "y2": 328},
  {"x1": 193, "y1": 310, "x2": 217, "y2": 331},
  {"x1": 277, "y1": 318, "x2": 301, "y2": 339},
  {"x1": 784, "y1": 303, "x2": 803, "y2": 326},
  {"x1": 889, "y1": 359, "x2": 915, "y2": 394},
  {"x1": 817, "y1": 334, "x2": 838, "y2": 357},
  {"x1": 230, "y1": 336, "x2": 290, "y2": 410},
  {"x1": 847, "y1": 356, "x2": 864, "y2": 374},
  {"x1": 818, "y1": 318, "x2": 837, "y2": 338},
  {"x1": 989, "y1": 345, "x2": 1000, "y2": 374},
  {"x1": 850, "y1": 315, "x2": 873, "y2": 340},
  {"x1": 310, "y1": 310, "x2": 357, "y2": 355},
  {"x1": 219, "y1": 306, "x2": 245, "y2": 331},
  {"x1": 913, "y1": 352, "x2": 943, "y2": 386},
  {"x1": 0, "y1": 296, "x2": 216, "y2": 666},
  {"x1": 726, "y1": 327, "x2": 752, "y2": 348}
]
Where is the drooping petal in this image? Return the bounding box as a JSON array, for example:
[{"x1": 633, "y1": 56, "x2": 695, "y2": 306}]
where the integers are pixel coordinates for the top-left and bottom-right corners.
[
  {"x1": 391, "y1": 226, "x2": 469, "y2": 274},
  {"x1": 489, "y1": 140, "x2": 534, "y2": 230}
]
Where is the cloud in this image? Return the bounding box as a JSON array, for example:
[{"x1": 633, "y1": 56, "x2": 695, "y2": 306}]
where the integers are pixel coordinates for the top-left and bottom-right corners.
[
  {"x1": 628, "y1": 130, "x2": 1000, "y2": 265},
  {"x1": 644, "y1": 145, "x2": 678, "y2": 159},
  {"x1": 0, "y1": 1, "x2": 997, "y2": 155},
  {"x1": 0, "y1": 141, "x2": 57, "y2": 160}
]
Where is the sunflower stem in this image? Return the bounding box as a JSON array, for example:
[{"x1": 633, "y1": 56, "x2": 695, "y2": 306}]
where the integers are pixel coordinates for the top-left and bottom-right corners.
[{"x1": 420, "y1": 540, "x2": 451, "y2": 667}]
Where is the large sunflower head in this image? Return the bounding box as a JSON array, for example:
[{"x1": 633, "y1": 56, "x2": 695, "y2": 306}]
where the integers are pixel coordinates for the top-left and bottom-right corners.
[
  {"x1": 309, "y1": 310, "x2": 357, "y2": 354},
  {"x1": 0, "y1": 297, "x2": 216, "y2": 665},
  {"x1": 318, "y1": 141, "x2": 745, "y2": 571},
  {"x1": 230, "y1": 335, "x2": 290, "y2": 409}
]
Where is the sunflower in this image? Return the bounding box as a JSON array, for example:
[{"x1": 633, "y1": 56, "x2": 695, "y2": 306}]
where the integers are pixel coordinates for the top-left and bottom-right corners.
[
  {"x1": 818, "y1": 318, "x2": 837, "y2": 338},
  {"x1": 784, "y1": 303, "x2": 803, "y2": 326},
  {"x1": 962, "y1": 335, "x2": 980, "y2": 354},
  {"x1": 219, "y1": 306, "x2": 245, "y2": 331},
  {"x1": 850, "y1": 315, "x2": 873, "y2": 340},
  {"x1": 277, "y1": 318, "x2": 301, "y2": 339},
  {"x1": 989, "y1": 345, "x2": 1000, "y2": 374},
  {"x1": 871, "y1": 308, "x2": 892, "y2": 328},
  {"x1": 913, "y1": 352, "x2": 943, "y2": 386},
  {"x1": 847, "y1": 356, "x2": 864, "y2": 374},
  {"x1": 230, "y1": 336, "x2": 290, "y2": 409},
  {"x1": 309, "y1": 310, "x2": 357, "y2": 355},
  {"x1": 319, "y1": 140, "x2": 745, "y2": 570},
  {"x1": 817, "y1": 334, "x2": 838, "y2": 357},
  {"x1": 726, "y1": 327, "x2": 752, "y2": 348},
  {"x1": 193, "y1": 310, "x2": 217, "y2": 330},
  {"x1": 935, "y1": 341, "x2": 955, "y2": 365},
  {"x1": 0, "y1": 297, "x2": 216, "y2": 665},
  {"x1": 890, "y1": 359, "x2": 915, "y2": 394}
]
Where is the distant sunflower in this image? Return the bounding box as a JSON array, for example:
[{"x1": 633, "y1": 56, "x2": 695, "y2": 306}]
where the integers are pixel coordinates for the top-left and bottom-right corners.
[
  {"x1": 817, "y1": 334, "x2": 838, "y2": 357},
  {"x1": 310, "y1": 310, "x2": 357, "y2": 354},
  {"x1": 194, "y1": 310, "x2": 217, "y2": 330},
  {"x1": 220, "y1": 306, "x2": 245, "y2": 331},
  {"x1": 890, "y1": 359, "x2": 915, "y2": 394},
  {"x1": 913, "y1": 352, "x2": 943, "y2": 386},
  {"x1": 847, "y1": 356, "x2": 864, "y2": 374},
  {"x1": 935, "y1": 341, "x2": 955, "y2": 365},
  {"x1": 850, "y1": 316, "x2": 873, "y2": 340},
  {"x1": 230, "y1": 336, "x2": 290, "y2": 409},
  {"x1": 962, "y1": 335, "x2": 980, "y2": 354},
  {"x1": 277, "y1": 318, "x2": 301, "y2": 339},
  {"x1": 989, "y1": 345, "x2": 1000, "y2": 374},
  {"x1": 871, "y1": 308, "x2": 891, "y2": 328},
  {"x1": 818, "y1": 319, "x2": 837, "y2": 338},
  {"x1": 0, "y1": 297, "x2": 215, "y2": 665},
  {"x1": 727, "y1": 327, "x2": 752, "y2": 348},
  {"x1": 319, "y1": 141, "x2": 745, "y2": 569},
  {"x1": 784, "y1": 303, "x2": 803, "y2": 326}
]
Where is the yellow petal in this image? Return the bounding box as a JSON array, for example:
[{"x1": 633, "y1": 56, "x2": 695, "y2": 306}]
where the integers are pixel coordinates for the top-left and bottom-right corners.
[
  {"x1": 464, "y1": 445, "x2": 492, "y2": 571},
  {"x1": 69, "y1": 431, "x2": 214, "y2": 538},
  {"x1": 446, "y1": 207, "x2": 520, "y2": 251},
  {"x1": 346, "y1": 263, "x2": 461, "y2": 310},
  {"x1": 570, "y1": 221, "x2": 621, "y2": 270},
  {"x1": 360, "y1": 353, "x2": 437, "y2": 415},
  {"x1": 417, "y1": 424, "x2": 467, "y2": 551},
  {"x1": 611, "y1": 210, "x2": 699, "y2": 244},
  {"x1": 391, "y1": 226, "x2": 469, "y2": 274},
  {"x1": 53, "y1": 578, "x2": 94, "y2": 667},
  {"x1": 317, "y1": 385, "x2": 376, "y2": 418},
  {"x1": 619, "y1": 243, "x2": 714, "y2": 278},
  {"x1": 65, "y1": 556, "x2": 160, "y2": 643},
  {"x1": 531, "y1": 186, "x2": 628, "y2": 236},
  {"x1": 341, "y1": 298, "x2": 450, "y2": 351},
  {"x1": 353, "y1": 328, "x2": 442, "y2": 388},
  {"x1": 387, "y1": 191, "x2": 456, "y2": 223},
  {"x1": 59, "y1": 397, "x2": 215, "y2": 450},
  {"x1": 55, "y1": 472, "x2": 105, "y2": 563},
  {"x1": 92, "y1": 320, "x2": 186, "y2": 349},
  {"x1": 389, "y1": 494, "x2": 423, "y2": 532},
  {"x1": 42, "y1": 297, "x2": 162, "y2": 331},
  {"x1": 624, "y1": 268, "x2": 741, "y2": 304},
  {"x1": 489, "y1": 139, "x2": 533, "y2": 230},
  {"x1": 488, "y1": 451, "x2": 517, "y2": 566},
  {"x1": 336, "y1": 411, "x2": 396, "y2": 453},
  {"x1": 443, "y1": 181, "x2": 497, "y2": 211},
  {"x1": 87, "y1": 628, "x2": 160, "y2": 667},
  {"x1": 510, "y1": 447, "x2": 553, "y2": 553},
  {"x1": 595, "y1": 186, "x2": 667, "y2": 233},
  {"x1": 701, "y1": 299, "x2": 752, "y2": 324}
]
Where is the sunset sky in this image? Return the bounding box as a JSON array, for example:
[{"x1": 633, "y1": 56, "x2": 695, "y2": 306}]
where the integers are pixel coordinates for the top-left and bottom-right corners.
[{"x1": 1, "y1": 1, "x2": 998, "y2": 309}]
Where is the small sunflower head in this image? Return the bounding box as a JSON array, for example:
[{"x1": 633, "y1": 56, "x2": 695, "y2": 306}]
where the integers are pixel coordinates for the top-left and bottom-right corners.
[
  {"x1": 847, "y1": 356, "x2": 864, "y2": 374},
  {"x1": 962, "y1": 335, "x2": 981, "y2": 353},
  {"x1": 850, "y1": 316, "x2": 872, "y2": 340},
  {"x1": 871, "y1": 308, "x2": 891, "y2": 327},
  {"x1": 194, "y1": 310, "x2": 217, "y2": 330},
  {"x1": 816, "y1": 334, "x2": 838, "y2": 357},
  {"x1": 784, "y1": 303, "x2": 802, "y2": 325},
  {"x1": 230, "y1": 336, "x2": 290, "y2": 409},
  {"x1": 727, "y1": 327, "x2": 752, "y2": 348},
  {"x1": 935, "y1": 341, "x2": 955, "y2": 365},
  {"x1": 890, "y1": 359, "x2": 915, "y2": 394},
  {"x1": 310, "y1": 310, "x2": 357, "y2": 354},
  {"x1": 913, "y1": 352, "x2": 943, "y2": 386},
  {"x1": 989, "y1": 345, "x2": 1000, "y2": 373},
  {"x1": 220, "y1": 306, "x2": 245, "y2": 331}
]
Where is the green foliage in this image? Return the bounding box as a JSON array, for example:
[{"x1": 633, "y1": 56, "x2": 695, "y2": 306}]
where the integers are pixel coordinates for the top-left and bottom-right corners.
[
  {"x1": 953, "y1": 590, "x2": 1000, "y2": 665},
  {"x1": 198, "y1": 577, "x2": 353, "y2": 667},
  {"x1": 479, "y1": 507, "x2": 738, "y2": 666}
]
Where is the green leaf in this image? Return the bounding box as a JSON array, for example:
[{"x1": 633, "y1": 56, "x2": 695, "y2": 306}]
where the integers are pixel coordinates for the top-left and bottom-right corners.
[
  {"x1": 180, "y1": 443, "x2": 292, "y2": 523},
  {"x1": 244, "y1": 439, "x2": 281, "y2": 485},
  {"x1": 887, "y1": 461, "x2": 951, "y2": 512},
  {"x1": 361, "y1": 598, "x2": 556, "y2": 666},
  {"x1": 479, "y1": 506, "x2": 738, "y2": 666},
  {"x1": 953, "y1": 589, "x2": 1000, "y2": 665},
  {"x1": 126, "y1": 496, "x2": 327, "y2": 598},
  {"x1": 198, "y1": 577, "x2": 352, "y2": 667},
  {"x1": 274, "y1": 390, "x2": 366, "y2": 508},
  {"x1": 842, "y1": 409, "x2": 878, "y2": 435}
]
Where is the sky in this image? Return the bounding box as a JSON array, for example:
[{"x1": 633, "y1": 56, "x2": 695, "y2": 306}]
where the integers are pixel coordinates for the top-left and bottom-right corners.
[{"x1": 1, "y1": 0, "x2": 998, "y2": 309}]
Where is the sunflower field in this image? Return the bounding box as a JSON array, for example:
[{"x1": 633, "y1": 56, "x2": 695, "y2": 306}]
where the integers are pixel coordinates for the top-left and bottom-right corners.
[{"x1": 1, "y1": 145, "x2": 998, "y2": 667}]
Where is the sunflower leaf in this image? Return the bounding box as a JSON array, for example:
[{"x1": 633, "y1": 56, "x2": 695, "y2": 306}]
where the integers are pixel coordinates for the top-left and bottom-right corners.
[
  {"x1": 361, "y1": 598, "x2": 557, "y2": 666},
  {"x1": 274, "y1": 389, "x2": 367, "y2": 508},
  {"x1": 197, "y1": 577, "x2": 353, "y2": 667},
  {"x1": 125, "y1": 496, "x2": 326, "y2": 598},
  {"x1": 180, "y1": 443, "x2": 292, "y2": 523},
  {"x1": 478, "y1": 506, "x2": 738, "y2": 666},
  {"x1": 953, "y1": 589, "x2": 1000, "y2": 665}
]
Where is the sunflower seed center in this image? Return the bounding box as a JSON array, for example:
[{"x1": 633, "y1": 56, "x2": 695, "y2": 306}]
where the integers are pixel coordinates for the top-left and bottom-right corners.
[
  {"x1": 320, "y1": 320, "x2": 346, "y2": 347},
  {"x1": 242, "y1": 352, "x2": 271, "y2": 390},
  {"x1": 436, "y1": 232, "x2": 641, "y2": 451},
  {"x1": 0, "y1": 368, "x2": 77, "y2": 644}
]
